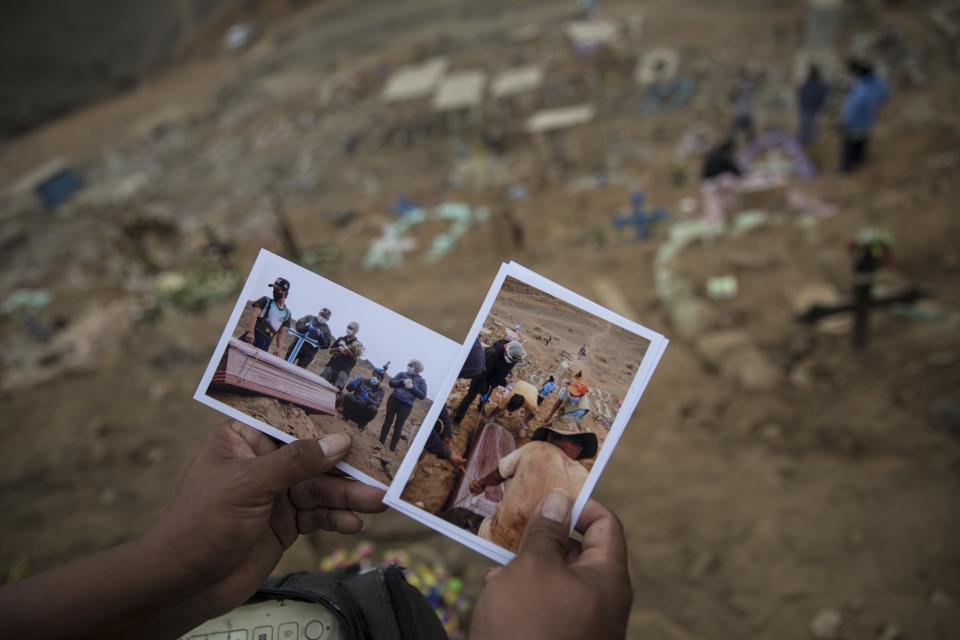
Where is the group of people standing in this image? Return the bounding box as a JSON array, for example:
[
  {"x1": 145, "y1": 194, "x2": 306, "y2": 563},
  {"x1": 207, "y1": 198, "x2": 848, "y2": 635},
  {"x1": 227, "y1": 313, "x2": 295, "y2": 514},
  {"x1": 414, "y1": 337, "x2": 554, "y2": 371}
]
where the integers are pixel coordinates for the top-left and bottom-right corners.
[
  {"x1": 241, "y1": 276, "x2": 429, "y2": 452},
  {"x1": 703, "y1": 57, "x2": 890, "y2": 183}
]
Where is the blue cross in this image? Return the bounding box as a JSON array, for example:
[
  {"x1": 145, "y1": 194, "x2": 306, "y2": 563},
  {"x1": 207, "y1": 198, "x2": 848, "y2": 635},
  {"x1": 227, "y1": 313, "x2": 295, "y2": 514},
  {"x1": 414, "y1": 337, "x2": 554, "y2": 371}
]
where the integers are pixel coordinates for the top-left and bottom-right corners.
[
  {"x1": 392, "y1": 194, "x2": 421, "y2": 217},
  {"x1": 611, "y1": 191, "x2": 668, "y2": 240},
  {"x1": 285, "y1": 329, "x2": 320, "y2": 363}
]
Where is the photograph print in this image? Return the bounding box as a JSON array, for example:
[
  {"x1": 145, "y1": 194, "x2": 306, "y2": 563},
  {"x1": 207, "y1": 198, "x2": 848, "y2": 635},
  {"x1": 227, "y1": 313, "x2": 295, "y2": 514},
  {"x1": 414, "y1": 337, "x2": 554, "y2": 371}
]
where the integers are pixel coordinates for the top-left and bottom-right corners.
[
  {"x1": 387, "y1": 264, "x2": 667, "y2": 563},
  {"x1": 195, "y1": 249, "x2": 461, "y2": 488}
]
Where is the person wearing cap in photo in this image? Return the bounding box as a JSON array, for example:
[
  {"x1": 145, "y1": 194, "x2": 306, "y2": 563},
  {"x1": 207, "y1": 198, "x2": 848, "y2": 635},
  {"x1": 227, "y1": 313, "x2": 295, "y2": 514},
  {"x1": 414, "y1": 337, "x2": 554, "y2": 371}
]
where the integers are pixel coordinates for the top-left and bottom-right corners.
[
  {"x1": 544, "y1": 371, "x2": 590, "y2": 425},
  {"x1": 468, "y1": 418, "x2": 598, "y2": 551},
  {"x1": 285, "y1": 307, "x2": 334, "y2": 369},
  {"x1": 379, "y1": 359, "x2": 428, "y2": 452},
  {"x1": 321, "y1": 321, "x2": 364, "y2": 389},
  {"x1": 452, "y1": 339, "x2": 526, "y2": 427},
  {"x1": 241, "y1": 277, "x2": 292, "y2": 356},
  {"x1": 486, "y1": 379, "x2": 540, "y2": 438},
  {"x1": 339, "y1": 367, "x2": 385, "y2": 431}
]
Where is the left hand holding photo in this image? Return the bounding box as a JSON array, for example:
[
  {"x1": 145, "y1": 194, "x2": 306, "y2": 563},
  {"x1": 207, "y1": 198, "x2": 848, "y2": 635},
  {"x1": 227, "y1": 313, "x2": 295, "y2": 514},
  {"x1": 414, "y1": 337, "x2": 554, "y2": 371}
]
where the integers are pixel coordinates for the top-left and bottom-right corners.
[
  {"x1": 150, "y1": 422, "x2": 388, "y2": 619},
  {"x1": 0, "y1": 421, "x2": 387, "y2": 639}
]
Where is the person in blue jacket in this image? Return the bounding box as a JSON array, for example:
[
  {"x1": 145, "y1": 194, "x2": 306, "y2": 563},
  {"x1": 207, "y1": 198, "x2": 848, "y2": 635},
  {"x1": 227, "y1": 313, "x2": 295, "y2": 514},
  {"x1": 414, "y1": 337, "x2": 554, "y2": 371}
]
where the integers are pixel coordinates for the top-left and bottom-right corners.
[
  {"x1": 379, "y1": 359, "x2": 427, "y2": 451},
  {"x1": 339, "y1": 368, "x2": 385, "y2": 430},
  {"x1": 840, "y1": 59, "x2": 889, "y2": 173},
  {"x1": 796, "y1": 64, "x2": 829, "y2": 146},
  {"x1": 537, "y1": 375, "x2": 557, "y2": 406}
]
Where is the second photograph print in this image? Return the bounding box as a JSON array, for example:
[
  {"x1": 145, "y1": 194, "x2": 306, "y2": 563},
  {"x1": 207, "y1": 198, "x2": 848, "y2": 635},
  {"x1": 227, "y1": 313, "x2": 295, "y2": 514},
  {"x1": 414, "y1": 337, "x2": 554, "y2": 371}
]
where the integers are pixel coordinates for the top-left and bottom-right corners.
[{"x1": 393, "y1": 272, "x2": 658, "y2": 558}]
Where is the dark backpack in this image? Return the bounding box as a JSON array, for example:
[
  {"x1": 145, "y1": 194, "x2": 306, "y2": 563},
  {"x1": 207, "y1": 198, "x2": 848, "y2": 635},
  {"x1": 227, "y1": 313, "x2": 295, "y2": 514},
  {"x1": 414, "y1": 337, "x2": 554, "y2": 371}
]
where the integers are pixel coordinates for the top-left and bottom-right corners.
[
  {"x1": 254, "y1": 567, "x2": 449, "y2": 640},
  {"x1": 256, "y1": 298, "x2": 292, "y2": 337}
]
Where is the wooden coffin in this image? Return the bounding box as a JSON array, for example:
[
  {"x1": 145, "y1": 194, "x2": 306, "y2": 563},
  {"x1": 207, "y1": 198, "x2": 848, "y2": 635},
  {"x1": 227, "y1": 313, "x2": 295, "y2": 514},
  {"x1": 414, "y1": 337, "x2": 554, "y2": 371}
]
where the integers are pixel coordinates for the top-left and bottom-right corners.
[
  {"x1": 450, "y1": 422, "x2": 516, "y2": 517},
  {"x1": 212, "y1": 337, "x2": 338, "y2": 415}
]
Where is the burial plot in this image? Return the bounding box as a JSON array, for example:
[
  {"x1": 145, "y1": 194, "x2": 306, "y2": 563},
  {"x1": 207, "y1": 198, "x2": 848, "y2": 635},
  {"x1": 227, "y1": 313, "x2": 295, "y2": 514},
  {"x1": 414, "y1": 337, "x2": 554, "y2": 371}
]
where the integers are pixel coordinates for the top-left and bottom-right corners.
[
  {"x1": 804, "y1": 0, "x2": 844, "y2": 49},
  {"x1": 490, "y1": 65, "x2": 544, "y2": 117},
  {"x1": 432, "y1": 70, "x2": 487, "y2": 128},
  {"x1": 526, "y1": 104, "x2": 598, "y2": 182}
]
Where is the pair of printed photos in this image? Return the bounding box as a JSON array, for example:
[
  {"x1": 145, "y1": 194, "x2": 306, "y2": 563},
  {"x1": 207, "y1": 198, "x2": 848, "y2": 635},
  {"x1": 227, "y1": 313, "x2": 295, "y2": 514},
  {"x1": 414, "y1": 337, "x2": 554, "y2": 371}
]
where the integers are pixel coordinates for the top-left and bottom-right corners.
[{"x1": 195, "y1": 250, "x2": 668, "y2": 564}]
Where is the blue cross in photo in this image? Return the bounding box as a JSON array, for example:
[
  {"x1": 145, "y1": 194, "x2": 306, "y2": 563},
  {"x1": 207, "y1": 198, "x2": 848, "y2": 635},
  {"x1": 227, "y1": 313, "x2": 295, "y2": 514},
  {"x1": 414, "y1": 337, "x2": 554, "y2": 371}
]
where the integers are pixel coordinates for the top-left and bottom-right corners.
[
  {"x1": 285, "y1": 329, "x2": 320, "y2": 363},
  {"x1": 612, "y1": 190, "x2": 668, "y2": 240}
]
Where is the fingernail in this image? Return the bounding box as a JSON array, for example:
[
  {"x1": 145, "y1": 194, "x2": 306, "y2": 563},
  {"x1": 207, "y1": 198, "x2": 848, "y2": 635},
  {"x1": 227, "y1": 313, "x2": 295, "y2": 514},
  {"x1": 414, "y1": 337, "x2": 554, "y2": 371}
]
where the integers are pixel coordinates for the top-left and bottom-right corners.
[
  {"x1": 540, "y1": 490, "x2": 570, "y2": 523},
  {"x1": 483, "y1": 567, "x2": 503, "y2": 585},
  {"x1": 319, "y1": 433, "x2": 350, "y2": 457}
]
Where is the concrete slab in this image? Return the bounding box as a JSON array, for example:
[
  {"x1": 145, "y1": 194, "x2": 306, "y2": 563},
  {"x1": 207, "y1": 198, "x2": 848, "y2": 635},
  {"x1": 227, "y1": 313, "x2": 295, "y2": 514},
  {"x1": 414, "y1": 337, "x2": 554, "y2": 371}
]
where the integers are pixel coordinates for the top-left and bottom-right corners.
[
  {"x1": 382, "y1": 57, "x2": 449, "y2": 102},
  {"x1": 490, "y1": 65, "x2": 544, "y2": 98},
  {"x1": 432, "y1": 70, "x2": 487, "y2": 111},
  {"x1": 525, "y1": 104, "x2": 595, "y2": 134},
  {"x1": 565, "y1": 19, "x2": 619, "y2": 49}
]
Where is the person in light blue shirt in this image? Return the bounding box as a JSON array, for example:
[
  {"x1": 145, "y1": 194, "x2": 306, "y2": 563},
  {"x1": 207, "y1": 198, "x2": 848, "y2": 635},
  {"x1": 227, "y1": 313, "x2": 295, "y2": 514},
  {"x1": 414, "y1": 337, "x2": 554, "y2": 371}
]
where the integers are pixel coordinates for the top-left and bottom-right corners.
[
  {"x1": 840, "y1": 59, "x2": 889, "y2": 172},
  {"x1": 537, "y1": 376, "x2": 557, "y2": 406}
]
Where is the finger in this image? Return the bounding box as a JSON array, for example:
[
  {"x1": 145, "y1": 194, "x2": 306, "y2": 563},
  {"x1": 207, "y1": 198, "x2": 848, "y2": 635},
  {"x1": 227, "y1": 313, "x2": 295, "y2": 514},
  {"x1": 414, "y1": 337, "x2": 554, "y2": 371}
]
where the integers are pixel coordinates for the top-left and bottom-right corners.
[
  {"x1": 516, "y1": 490, "x2": 572, "y2": 563},
  {"x1": 483, "y1": 567, "x2": 503, "y2": 585},
  {"x1": 228, "y1": 421, "x2": 280, "y2": 457},
  {"x1": 290, "y1": 475, "x2": 387, "y2": 513},
  {"x1": 255, "y1": 433, "x2": 351, "y2": 494},
  {"x1": 296, "y1": 508, "x2": 364, "y2": 535},
  {"x1": 572, "y1": 500, "x2": 628, "y2": 571}
]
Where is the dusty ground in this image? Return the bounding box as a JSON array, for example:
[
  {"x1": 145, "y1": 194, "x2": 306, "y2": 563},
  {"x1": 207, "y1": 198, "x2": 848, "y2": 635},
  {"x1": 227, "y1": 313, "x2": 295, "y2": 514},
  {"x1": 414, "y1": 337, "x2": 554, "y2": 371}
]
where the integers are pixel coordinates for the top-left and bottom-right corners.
[
  {"x1": 1, "y1": 0, "x2": 959, "y2": 638},
  {"x1": 400, "y1": 274, "x2": 651, "y2": 516}
]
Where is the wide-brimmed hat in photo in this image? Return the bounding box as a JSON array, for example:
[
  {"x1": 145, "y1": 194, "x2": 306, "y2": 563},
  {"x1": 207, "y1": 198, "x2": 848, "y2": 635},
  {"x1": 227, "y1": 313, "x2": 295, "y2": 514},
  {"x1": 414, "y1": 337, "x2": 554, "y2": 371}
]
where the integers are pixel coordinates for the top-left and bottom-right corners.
[{"x1": 532, "y1": 421, "x2": 598, "y2": 460}]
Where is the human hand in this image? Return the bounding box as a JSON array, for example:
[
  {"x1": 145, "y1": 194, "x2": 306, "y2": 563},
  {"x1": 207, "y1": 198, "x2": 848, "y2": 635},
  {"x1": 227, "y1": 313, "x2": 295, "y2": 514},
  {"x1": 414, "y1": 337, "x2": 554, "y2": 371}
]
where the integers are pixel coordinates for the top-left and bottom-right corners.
[
  {"x1": 470, "y1": 493, "x2": 632, "y2": 640},
  {"x1": 240, "y1": 332, "x2": 253, "y2": 344},
  {"x1": 147, "y1": 422, "x2": 387, "y2": 620},
  {"x1": 449, "y1": 451, "x2": 466, "y2": 467},
  {"x1": 469, "y1": 480, "x2": 485, "y2": 495}
]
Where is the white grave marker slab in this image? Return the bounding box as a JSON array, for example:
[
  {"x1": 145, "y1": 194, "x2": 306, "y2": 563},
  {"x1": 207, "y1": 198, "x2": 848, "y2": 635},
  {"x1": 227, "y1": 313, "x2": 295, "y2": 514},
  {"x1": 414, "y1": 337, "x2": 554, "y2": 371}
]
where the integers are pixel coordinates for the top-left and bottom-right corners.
[
  {"x1": 432, "y1": 70, "x2": 487, "y2": 112},
  {"x1": 382, "y1": 57, "x2": 449, "y2": 103},
  {"x1": 526, "y1": 104, "x2": 595, "y2": 134},
  {"x1": 490, "y1": 66, "x2": 544, "y2": 98},
  {"x1": 565, "y1": 19, "x2": 619, "y2": 49}
]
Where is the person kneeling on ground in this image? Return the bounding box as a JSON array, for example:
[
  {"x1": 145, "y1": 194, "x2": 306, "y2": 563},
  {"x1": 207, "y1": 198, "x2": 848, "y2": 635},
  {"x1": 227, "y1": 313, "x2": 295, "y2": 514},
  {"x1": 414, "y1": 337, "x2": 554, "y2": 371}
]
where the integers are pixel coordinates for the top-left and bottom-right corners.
[
  {"x1": 0, "y1": 422, "x2": 631, "y2": 640},
  {"x1": 487, "y1": 379, "x2": 540, "y2": 438},
  {"x1": 545, "y1": 372, "x2": 589, "y2": 424},
  {"x1": 286, "y1": 307, "x2": 333, "y2": 368},
  {"x1": 321, "y1": 321, "x2": 363, "y2": 389},
  {"x1": 424, "y1": 405, "x2": 466, "y2": 467},
  {"x1": 340, "y1": 368, "x2": 385, "y2": 431},
  {"x1": 380, "y1": 359, "x2": 427, "y2": 451},
  {"x1": 470, "y1": 419, "x2": 598, "y2": 552}
]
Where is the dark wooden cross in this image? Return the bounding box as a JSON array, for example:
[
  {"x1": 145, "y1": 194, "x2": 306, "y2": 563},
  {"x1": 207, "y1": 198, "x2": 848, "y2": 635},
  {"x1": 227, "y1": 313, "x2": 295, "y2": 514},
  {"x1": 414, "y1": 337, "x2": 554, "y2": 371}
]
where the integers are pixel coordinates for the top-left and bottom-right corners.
[{"x1": 796, "y1": 246, "x2": 923, "y2": 349}]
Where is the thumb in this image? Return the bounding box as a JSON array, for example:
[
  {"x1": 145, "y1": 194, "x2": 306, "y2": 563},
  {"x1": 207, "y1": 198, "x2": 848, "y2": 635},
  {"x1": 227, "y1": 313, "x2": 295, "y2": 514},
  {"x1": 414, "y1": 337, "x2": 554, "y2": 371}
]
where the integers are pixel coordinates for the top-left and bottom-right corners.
[
  {"x1": 517, "y1": 490, "x2": 572, "y2": 562},
  {"x1": 255, "y1": 433, "x2": 351, "y2": 494}
]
